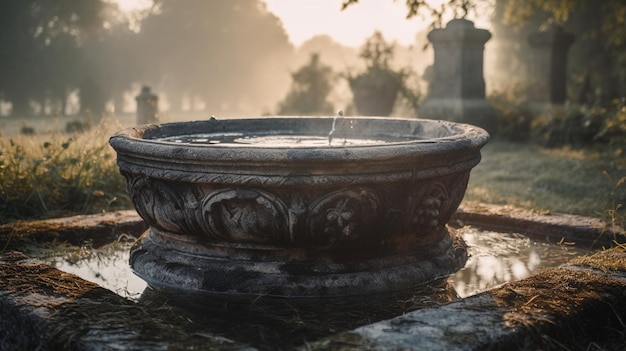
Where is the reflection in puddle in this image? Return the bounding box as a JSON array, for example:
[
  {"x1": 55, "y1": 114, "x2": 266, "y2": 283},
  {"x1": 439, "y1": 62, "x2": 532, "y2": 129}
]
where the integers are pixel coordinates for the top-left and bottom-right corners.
[
  {"x1": 42, "y1": 242, "x2": 146, "y2": 300},
  {"x1": 35, "y1": 227, "x2": 591, "y2": 349},
  {"x1": 38, "y1": 227, "x2": 588, "y2": 300},
  {"x1": 451, "y1": 227, "x2": 586, "y2": 297}
]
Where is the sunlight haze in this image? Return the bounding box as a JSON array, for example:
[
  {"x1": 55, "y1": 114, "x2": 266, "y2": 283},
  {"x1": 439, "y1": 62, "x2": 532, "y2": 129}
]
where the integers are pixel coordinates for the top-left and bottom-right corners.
[
  {"x1": 114, "y1": 0, "x2": 152, "y2": 13},
  {"x1": 263, "y1": 0, "x2": 429, "y2": 47},
  {"x1": 114, "y1": 0, "x2": 432, "y2": 47}
]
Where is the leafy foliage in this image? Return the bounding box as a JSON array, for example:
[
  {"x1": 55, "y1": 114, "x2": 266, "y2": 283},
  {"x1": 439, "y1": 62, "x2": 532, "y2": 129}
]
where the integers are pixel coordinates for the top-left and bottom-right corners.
[
  {"x1": 488, "y1": 85, "x2": 533, "y2": 142},
  {"x1": 276, "y1": 53, "x2": 335, "y2": 115},
  {"x1": 141, "y1": 0, "x2": 294, "y2": 115},
  {"x1": 347, "y1": 32, "x2": 417, "y2": 116},
  {"x1": 0, "y1": 0, "x2": 295, "y2": 118},
  {"x1": 531, "y1": 106, "x2": 605, "y2": 147},
  {"x1": 0, "y1": 0, "x2": 114, "y2": 117},
  {"x1": 497, "y1": 0, "x2": 626, "y2": 101},
  {"x1": 489, "y1": 88, "x2": 626, "y2": 147},
  {"x1": 599, "y1": 99, "x2": 626, "y2": 146},
  {"x1": 342, "y1": 0, "x2": 488, "y2": 28},
  {"x1": 603, "y1": 170, "x2": 626, "y2": 234}
]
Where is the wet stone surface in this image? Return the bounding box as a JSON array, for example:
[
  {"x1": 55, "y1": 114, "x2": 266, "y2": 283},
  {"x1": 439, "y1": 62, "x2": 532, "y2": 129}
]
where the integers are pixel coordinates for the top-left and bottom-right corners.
[
  {"x1": 1, "y1": 206, "x2": 625, "y2": 350},
  {"x1": 0, "y1": 254, "x2": 252, "y2": 351},
  {"x1": 37, "y1": 227, "x2": 587, "y2": 301},
  {"x1": 310, "y1": 250, "x2": 626, "y2": 350}
]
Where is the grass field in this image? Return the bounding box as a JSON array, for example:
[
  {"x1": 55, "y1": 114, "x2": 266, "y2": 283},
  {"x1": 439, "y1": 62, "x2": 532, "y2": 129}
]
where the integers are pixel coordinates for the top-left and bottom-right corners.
[
  {"x1": 466, "y1": 140, "x2": 626, "y2": 220},
  {"x1": 1, "y1": 117, "x2": 625, "y2": 225}
]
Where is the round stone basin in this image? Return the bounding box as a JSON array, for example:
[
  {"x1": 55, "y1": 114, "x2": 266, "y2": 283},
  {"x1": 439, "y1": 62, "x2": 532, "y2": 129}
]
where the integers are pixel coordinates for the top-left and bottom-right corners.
[{"x1": 109, "y1": 116, "x2": 489, "y2": 297}]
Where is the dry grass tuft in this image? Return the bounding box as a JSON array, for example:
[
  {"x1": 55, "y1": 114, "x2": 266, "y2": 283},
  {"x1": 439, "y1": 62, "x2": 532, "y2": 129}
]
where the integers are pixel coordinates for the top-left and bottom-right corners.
[
  {"x1": 0, "y1": 118, "x2": 131, "y2": 224},
  {"x1": 570, "y1": 244, "x2": 626, "y2": 272}
]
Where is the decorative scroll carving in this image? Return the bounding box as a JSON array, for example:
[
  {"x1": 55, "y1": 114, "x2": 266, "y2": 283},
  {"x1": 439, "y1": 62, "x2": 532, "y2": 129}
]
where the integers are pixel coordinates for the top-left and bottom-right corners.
[
  {"x1": 202, "y1": 189, "x2": 290, "y2": 243},
  {"x1": 122, "y1": 170, "x2": 469, "y2": 248},
  {"x1": 123, "y1": 171, "x2": 192, "y2": 234}
]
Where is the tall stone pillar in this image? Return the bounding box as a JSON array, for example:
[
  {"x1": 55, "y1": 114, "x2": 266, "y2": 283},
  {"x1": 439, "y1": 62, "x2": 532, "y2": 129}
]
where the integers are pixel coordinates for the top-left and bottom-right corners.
[
  {"x1": 527, "y1": 25, "x2": 575, "y2": 110},
  {"x1": 135, "y1": 86, "x2": 159, "y2": 125},
  {"x1": 418, "y1": 19, "x2": 496, "y2": 133}
]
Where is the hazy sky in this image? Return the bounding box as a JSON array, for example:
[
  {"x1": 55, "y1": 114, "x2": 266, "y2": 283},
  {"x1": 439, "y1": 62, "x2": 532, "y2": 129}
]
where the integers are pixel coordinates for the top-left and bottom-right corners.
[
  {"x1": 115, "y1": 0, "x2": 495, "y2": 47},
  {"x1": 115, "y1": 0, "x2": 152, "y2": 13},
  {"x1": 115, "y1": 0, "x2": 431, "y2": 47},
  {"x1": 263, "y1": 0, "x2": 429, "y2": 47}
]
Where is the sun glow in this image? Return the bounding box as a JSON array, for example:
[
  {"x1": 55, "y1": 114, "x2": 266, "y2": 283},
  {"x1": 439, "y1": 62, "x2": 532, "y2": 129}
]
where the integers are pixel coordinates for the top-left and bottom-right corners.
[
  {"x1": 263, "y1": 0, "x2": 429, "y2": 47},
  {"x1": 114, "y1": 0, "x2": 152, "y2": 13},
  {"x1": 113, "y1": 0, "x2": 489, "y2": 48}
]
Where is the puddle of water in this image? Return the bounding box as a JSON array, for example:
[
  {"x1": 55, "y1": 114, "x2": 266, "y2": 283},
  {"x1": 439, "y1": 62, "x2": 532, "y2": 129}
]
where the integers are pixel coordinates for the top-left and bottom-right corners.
[
  {"x1": 41, "y1": 242, "x2": 147, "y2": 300},
  {"x1": 451, "y1": 227, "x2": 586, "y2": 297},
  {"x1": 38, "y1": 226, "x2": 588, "y2": 300}
]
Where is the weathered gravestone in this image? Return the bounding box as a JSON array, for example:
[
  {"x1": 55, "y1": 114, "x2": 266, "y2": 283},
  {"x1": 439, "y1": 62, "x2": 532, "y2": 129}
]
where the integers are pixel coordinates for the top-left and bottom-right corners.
[
  {"x1": 418, "y1": 19, "x2": 497, "y2": 133},
  {"x1": 135, "y1": 86, "x2": 159, "y2": 125},
  {"x1": 527, "y1": 24, "x2": 575, "y2": 111}
]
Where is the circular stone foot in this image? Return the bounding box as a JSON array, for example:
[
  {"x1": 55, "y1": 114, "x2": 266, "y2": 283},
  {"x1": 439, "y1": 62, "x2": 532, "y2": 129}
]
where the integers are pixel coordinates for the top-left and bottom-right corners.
[{"x1": 130, "y1": 227, "x2": 468, "y2": 298}]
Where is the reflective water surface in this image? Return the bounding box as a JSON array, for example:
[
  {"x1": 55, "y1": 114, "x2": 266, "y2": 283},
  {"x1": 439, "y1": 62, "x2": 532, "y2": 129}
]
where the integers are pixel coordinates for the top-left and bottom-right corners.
[
  {"x1": 41, "y1": 241, "x2": 147, "y2": 300},
  {"x1": 160, "y1": 134, "x2": 399, "y2": 146},
  {"x1": 450, "y1": 227, "x2": 586, "y2": 297},
  {"x1": 39, "y1": 226, "x2": 588, "y2": 300}
]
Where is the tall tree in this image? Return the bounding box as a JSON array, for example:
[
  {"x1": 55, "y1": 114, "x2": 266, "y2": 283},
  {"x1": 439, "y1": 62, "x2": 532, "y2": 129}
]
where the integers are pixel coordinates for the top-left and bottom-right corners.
[
  {"x1": 79, "y1": 23, "x2": 143, "y2": 115},
  {"x1": 0, "y1": 0, "x2": 112, "y2": 117},
  {"x1": 139, "y1": 0, "x2": 294, "y2": 115},
  {"x1": 277, "y1": 53, "x2": 335, "y2": 115},
  {"x1": 348, "y1": 32, "x2": 407, "y2": 116},
  {"x1": 498, "y1": 0, "x2": 626, "y2": 100}
]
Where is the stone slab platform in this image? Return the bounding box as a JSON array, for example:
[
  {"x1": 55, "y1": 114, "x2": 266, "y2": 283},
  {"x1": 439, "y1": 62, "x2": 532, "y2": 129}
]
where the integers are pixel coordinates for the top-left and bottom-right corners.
[
  {"x1": 0, "y1": 210, "x2": 147, "y2": 249},
  {"x1": 453, "y1": 201, "x2": 624, "y2": 249},
  {"x1": 306, "y1": 247, "x2": 626, "y2": 350},
  {"x1": 1, "y1": 205, "x2": 625, "y2": 350},
  {"x1": 3, "y1": 246, "x2": 626, "y2": 350},
  {"x1": 0, "y1": 252, "x2": 254, "y2": 350}
]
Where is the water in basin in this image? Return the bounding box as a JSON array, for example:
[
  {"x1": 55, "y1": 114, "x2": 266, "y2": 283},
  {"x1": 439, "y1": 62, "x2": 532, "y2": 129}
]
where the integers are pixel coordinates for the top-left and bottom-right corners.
[{"x1": 159, "y1": 134, "x2": 408, "y2": 146}]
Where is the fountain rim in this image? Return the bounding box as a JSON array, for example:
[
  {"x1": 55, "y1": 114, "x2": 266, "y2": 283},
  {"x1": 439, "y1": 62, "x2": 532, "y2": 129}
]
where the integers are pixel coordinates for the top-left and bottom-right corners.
[{"x1": 109, "y1": 116, "x2": 490, "y2": 164}]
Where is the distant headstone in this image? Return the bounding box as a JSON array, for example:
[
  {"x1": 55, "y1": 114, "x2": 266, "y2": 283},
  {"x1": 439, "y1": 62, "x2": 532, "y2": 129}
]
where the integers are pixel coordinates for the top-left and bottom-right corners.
[
  {"x1": 418, "y1": 19, "x2": 496, "y2": 133},
  {"x1": 527, "y1": 25, "x2": 575, "y2": 109},
  {"x1": 135, "y1": 86, "x2": 159, "y2": 125},
  {"x1": 80, "y1": 77, "x2": 105, "y2": 116}
]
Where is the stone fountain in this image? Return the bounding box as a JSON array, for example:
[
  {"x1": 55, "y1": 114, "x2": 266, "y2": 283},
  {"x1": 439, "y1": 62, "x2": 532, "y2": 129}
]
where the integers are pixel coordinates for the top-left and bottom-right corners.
[{"x1": 109, "y1": 116, "x2": 489, "y2": 297}]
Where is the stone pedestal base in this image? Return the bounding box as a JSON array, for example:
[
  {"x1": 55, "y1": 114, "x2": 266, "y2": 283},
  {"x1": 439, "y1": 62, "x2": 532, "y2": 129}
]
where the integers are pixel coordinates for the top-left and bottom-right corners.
[
  {"x1": 130, "y1": 227, "x2": 468, "y2": 298},
  {"x1": 418, "y1": 98, "x2": 497, "y2": 133}
]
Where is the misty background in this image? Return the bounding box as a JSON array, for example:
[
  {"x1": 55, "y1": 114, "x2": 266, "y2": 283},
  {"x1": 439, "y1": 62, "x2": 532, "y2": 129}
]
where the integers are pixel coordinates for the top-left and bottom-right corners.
[{"x1": 0, "y1": 0, "x2": 624, "y2": 134}]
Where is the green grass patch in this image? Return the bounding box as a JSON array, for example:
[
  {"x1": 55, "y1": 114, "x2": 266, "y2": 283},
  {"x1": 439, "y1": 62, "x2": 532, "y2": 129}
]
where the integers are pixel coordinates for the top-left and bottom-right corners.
[
  {"x1": 0, "y1": 119, "x2": 131, "y2": 224},
  {"x1": 465, "y1": 140, "x2": 626, "y2": 221},
  {"x1": 1, "y1": 121, "x2": 624, "y2": 227}
]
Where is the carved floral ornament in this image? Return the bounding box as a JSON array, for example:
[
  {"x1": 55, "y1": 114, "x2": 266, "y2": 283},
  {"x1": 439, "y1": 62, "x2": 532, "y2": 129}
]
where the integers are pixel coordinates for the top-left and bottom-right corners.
[{"x1": 122, "y1": 171, "x2": 468, "y2": 246}]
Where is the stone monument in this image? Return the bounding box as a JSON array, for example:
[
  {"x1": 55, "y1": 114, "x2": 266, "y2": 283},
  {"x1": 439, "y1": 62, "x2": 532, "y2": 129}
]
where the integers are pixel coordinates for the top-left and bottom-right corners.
[
  {"x1": 527, "y1": 25, "x2": 575, "y2": 111},
  {"x1": 418, "y1": 19, "x2": 497, "y2": 133},
  {"x1": 135, "y1": 86, "x2": 159, "y2": 125}
]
